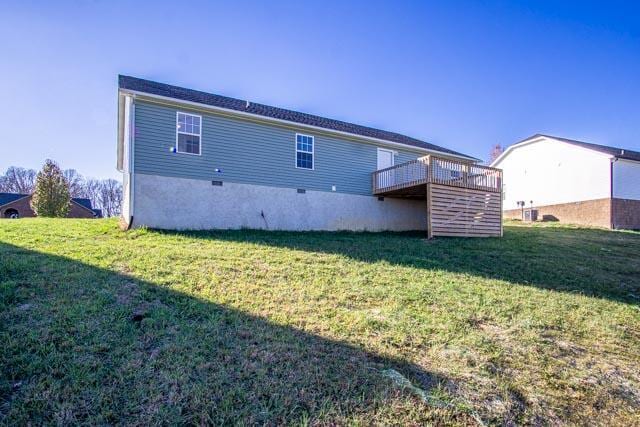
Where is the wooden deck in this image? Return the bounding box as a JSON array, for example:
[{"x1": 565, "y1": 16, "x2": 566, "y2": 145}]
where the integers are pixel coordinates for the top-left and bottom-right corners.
[
  {"x1": 372, "y1": 155, "x2": 503, "y2": 237},
  {"x1": 372, "y1": 156, "x2": 502, "y2": 196}
]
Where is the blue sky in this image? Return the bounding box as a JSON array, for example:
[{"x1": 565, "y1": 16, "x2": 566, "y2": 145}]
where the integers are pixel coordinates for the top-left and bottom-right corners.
[{"x1": 1, "y1": 1, "x2": 638, "y2": 179}]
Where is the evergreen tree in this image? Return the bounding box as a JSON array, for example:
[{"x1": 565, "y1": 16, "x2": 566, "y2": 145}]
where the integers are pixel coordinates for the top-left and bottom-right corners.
[{"x1": 31, "y1": 159, "x2": 70, "y2": 217}]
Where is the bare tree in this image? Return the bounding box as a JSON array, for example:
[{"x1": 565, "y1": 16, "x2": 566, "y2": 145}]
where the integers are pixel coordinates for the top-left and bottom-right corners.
[
  {"x1": 0, "y1": 166, "x2": 37, "y2": 193},
  {"x1": 98, "y1": 179, "x2": 123, "y2": 217},
  {"x1": 75, "y1": 177, "x2": 123, "y2": 217},
  {"x1": 488, "y1": 144, "x2": 504, "y2": 164},
  {"x1": 82, "y1": 178, "x2": 103, "y2": 207},
  {"x1": 63, "y1": 169, "x2": 86, "y2": 197}
]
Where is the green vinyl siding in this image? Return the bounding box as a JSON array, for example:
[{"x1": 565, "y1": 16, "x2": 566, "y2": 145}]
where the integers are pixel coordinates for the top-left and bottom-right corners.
[{"x1": 133, "y1": 100, "x2": 425, "y2": 196}]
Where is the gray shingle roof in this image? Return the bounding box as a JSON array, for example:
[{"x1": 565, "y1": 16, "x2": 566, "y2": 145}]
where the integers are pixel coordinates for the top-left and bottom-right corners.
[
  {"x1": 119, "y1": 75, "x2": 477, "y2": 160},
  {"x1": 528, "y1": 134, "x2": 640, "y2": 162},
  {"x1": 0, "y1": 193, "x2": 96, "y2": 212},
  {"x1": 0, "y1": 193, "x2": 29, "y2": 207},
  {"x1": 72, "y1": 198, "x2": 93, "y2": 210}
]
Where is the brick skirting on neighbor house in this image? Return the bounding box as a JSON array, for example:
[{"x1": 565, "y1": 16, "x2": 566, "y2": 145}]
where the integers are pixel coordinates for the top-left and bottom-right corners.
[
  {"x1": 0, "y1": 195, "x2": 36, "y2": 218},
  {"x1": 612, "y1": 198, "x2": 640, "y2": 230},
  {"x1": 0, "y1": 195, "x2": 97, "y2": 219},
  {"x1": 505, "y1": 198, "x2": 640, "y2": 230},
  {"x1": 504, "y1": 198, "x2": 612, "y2": 228}
]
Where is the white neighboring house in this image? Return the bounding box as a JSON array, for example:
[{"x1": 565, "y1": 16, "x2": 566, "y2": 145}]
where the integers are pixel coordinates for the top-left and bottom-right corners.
[{"x1": 491, "y1": 134, "x2": 640, "y2": 229}]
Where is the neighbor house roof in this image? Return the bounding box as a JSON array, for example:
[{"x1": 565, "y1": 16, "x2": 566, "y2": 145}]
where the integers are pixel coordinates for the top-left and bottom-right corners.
[
  {"x1": 492, "y1": 134, "x2": 640, "y2": 167},
  {"x1": 70, "y1": 197, "x2": 101, "y2": 217},
  {"x1": 72, "y1": 198, "x2": 102, "y2": 217},
  {"x1": 0, "y1": 193, "x2": 98, "y2": 214},
  {"x1": 537, "y1": 134, "x2": 640, "y2": 162},
  {"x1": 0, "y1": 193, "x2": 30, "y2": 208},
  {"x1": 72, "y1": 198, "x2": 93, "y2": 210},
  {"x1": 118, "y1": 75, "x2": 478, "y2": 161}
]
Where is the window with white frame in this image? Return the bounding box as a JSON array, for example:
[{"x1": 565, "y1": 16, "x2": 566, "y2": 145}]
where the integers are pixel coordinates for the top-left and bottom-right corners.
[
  {"x1": 296, "y1": 134, "x2": 314, "y2": 169},
  {"x1": 176, "y1": 112, "x2": 201, "y2": 155}
]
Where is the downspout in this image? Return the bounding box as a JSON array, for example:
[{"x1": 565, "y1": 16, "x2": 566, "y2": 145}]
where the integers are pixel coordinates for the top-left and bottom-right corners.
[{"x1": 127, "y1": 95, "x2": 136, "y2": 229}]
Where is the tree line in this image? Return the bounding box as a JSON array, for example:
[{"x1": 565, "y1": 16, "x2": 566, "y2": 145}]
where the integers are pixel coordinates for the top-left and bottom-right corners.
[{"x1": 0, "y1": 163, "x2": 122, "y2": 217}]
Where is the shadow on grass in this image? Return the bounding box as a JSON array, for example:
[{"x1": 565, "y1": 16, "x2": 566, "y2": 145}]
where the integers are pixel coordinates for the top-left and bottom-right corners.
[
  {"x1": 157, "y1": 225, "x2": 640, "y2": 305},
  {"x1": 0, "y1": 242, "x2": 470, "y2": 425}
]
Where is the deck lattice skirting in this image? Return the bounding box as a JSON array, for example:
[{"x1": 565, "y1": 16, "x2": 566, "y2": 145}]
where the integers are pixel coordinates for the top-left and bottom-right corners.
[{"x1": 372, "y1": 155, "x2": 503, "y2": 237}]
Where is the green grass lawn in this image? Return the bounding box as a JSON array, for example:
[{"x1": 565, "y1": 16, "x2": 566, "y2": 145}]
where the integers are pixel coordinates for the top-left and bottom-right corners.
[{"x1": 1, "y1": 219, "x2": 639, "y2": 425}]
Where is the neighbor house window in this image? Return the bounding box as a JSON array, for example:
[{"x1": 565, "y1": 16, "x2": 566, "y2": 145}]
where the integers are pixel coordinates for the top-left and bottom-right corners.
[
  {"x1": 176, "y1": 112, "x2": 201, "y2": 155},
  {"x1": 296, "y1": 134, "x2": 314, "y2": 169}
]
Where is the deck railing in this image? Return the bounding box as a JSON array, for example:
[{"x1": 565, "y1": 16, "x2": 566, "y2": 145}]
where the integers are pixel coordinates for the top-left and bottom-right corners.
[
  {"x1": 372, "y1": 155, "x2": 502, "y2": 194},
  {"x1": 372, "y1": 158, "x2": 429, "y2": 193}
]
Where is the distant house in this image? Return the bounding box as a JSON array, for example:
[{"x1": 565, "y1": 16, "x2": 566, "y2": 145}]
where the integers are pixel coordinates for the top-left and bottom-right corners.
[
  {"x1": 491, "y1": 134, "x2": 640, "y2": 229},
  {"x1": 0, "y1": 193, "x2": 102, "y2": 219},
  {"x1": 117, "y1": 76, "x2": 503, "y2": 236}
]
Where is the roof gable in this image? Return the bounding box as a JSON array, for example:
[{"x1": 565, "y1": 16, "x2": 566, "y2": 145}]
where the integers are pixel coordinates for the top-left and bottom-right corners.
[
  {"x1": 0, "y1": 193, "x2": 30, "y2": 208},
  {"x1": 119, "y1": 75, "x2": 477, "y2": 161},
  {"x1": 1, "y1": 193, "x2": 95, "y2": 212},
  {"x1": 71, "y1": 198, "x2": 93, "y2": 210},
  {"x1": 537, "y1": 134, "x2": 640, "y2": 162},
  {"x1": 492, "y1": 134, "x2": 640, "y2": 166}
]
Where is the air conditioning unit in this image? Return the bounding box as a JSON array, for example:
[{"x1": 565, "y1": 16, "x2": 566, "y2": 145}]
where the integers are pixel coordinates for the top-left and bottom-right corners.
[{"x1": 524, "y1": 209, "x2": 538, "y2": 222}]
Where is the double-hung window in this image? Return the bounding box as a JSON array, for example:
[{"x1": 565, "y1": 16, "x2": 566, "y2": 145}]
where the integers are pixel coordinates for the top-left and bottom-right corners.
[
  {"x1": 295, "y1": 134, "x2": 314, "y2": 169},
  {"x1": 176, "y1": 112, "x2": 201, "y2": 155}
]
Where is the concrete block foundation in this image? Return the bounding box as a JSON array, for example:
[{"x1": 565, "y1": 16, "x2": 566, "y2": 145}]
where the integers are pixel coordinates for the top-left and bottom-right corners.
[{"x1": 129, "y1": 173, "x2": 427, "y2": 231}]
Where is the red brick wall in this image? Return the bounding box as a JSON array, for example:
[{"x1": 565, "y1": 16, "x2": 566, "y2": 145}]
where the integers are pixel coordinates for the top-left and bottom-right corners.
[
  {"x1": 504, "y1": 198, "x2": 612, "y2": 228},
  {"x1": 0, "y1": 196, "x2": 95, "y2": 219},
  {"x1": 68, "y1": 202, "x2": 96, "y2": 218},
  {"x1": 612, "y1": 198, "x2": 640, "y2": 230},
  {"x1": 0, "y1": 196, "x2": 36, "y2": 218}
]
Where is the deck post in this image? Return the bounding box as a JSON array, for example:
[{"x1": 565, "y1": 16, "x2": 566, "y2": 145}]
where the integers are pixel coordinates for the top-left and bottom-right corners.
[
  {"x1": 426, "y1": 156, "x2": 434, "y2": 239},
  {"x1": 500, "y1": 182, "x2": 504, "y2": 237},
  {"x1": 426, "y1": 183, "x2": 433, "y2": 239},
  {"x1": 462, "y1": 164, "x2": 468, "y2": 187},
  {"x1": 372, "y1": 155, "x2": 503, "y2": 238}
]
